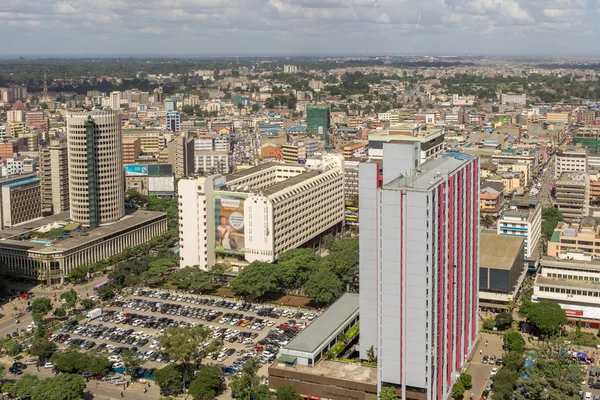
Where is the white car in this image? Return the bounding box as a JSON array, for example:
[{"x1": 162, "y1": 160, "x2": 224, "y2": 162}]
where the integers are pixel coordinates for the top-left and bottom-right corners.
[
  {"x1": 44, "y1": 362, "x2": 54, "y2": 369},
  {"x1": 108, "y1": 356, "x2": 122, "y2": 363},
  {"x1": 112, "y1": 362, "x2": 125, "y2": 369},
  {"x1": 490, "y1": 368, "x2": 498, "y2": 376}
]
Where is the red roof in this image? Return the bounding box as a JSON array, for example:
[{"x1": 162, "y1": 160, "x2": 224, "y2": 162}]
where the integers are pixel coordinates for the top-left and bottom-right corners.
[{"x1": 11, "y1": 100, "x2": 25, "y2": 111}]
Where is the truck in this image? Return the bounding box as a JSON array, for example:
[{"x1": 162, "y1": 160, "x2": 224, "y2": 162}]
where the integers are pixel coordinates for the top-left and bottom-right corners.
[{"x1": 86, "y1": 308, "x2": 102, "y2": 320}]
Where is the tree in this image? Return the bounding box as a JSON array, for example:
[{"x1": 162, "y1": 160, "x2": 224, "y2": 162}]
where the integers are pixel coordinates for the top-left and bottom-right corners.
[
  {"x1": 251, "y1": 103, "x2": 260, "y2": 113},
  {"x1": 482, "y1": 215, "x2": 494, "y2": 228},
  {"x1": 54, "y1": 307, "x2": 66, "y2": 318},
  {"x1": 483, "y1": 318, "x2": 496, "y2": 331},
  {"x1": 230, "y1": 261, "x2": 281, "y2": 300},
  {"x1": 31, "y1": 298, "x2": 52, "y2": 315},
  {"x1": 0, "y1": 337, "x2": 20, "y2": 356},
  {"x1": 503, "y1": 331, "x2": 526, "y2": 353},
  {"x1": 322, "y1": 235, "x2": 335, "y2": 252},
  {"x1": 502, "y1": 351, "x2": 524, "y2": 371},
  {"x1": 60, "y1": 289, "x2": 78, "y2": 309},
  {"x1": 67, "y1": 265, "x2": 89, "y2": 283},
  {"x1": 158, "y1": 326, "x2": 221, "y2": 393},
  {"x1": 32, "y1": 312, "x2": 47, "y2": 339},
  {"x1": 458, "y1": 373, "x2": 472, "y2": 390},
  {"x1": 155, "y1": 364, "x2": 190, "y2": 396},
  {"x1": 169, "y1": 266, "x2": 215, "y2": 293},
  {"x1": 366, "y1": 345, "x2": 377, "y2": 364},
  {"x1": 230, "y1": 357, "x2": 270, "y2": 400},
  {"x1": 514, "y1": 358, "x2": 583, "y2": 400},
  {"x1": 30, "y1": 338, "x2": 57, "y2": 360},
  {"x1": 81, "y1": 298, "x2": 95, "y2": 310},
  {"x1": 527, "y1": 300, "x2": 567, "y2": 338},
  {"x1": 378, "y1": 387, "x2": 399, "y2": 400},
  {"x1": 10, "y1": 374, "x2": 39, "y2": 399},
  {"x1": 189, "y1": 365, "x2": 223, "y2": 400},
  {"x1": 451, "y1": 380, "x2": 465, "y2": 399},
  {"x1": 0, "y1": 363, "x2": 5, "y2": 381},
  {"x1": 541, "y1": 207, "x2": 563, "y2": 240},
  {"x1": 491, "y1": 368, "x2": 518, "y2": 400},
  {"x1": 495, "y1": 312, "x2": 513, "y2": 331},
  {"x1": 276, "y1": 385, "x2": 302, "y2": 400},
  {"x1": 121, "y1": 349, "x2": 145, "y2": 375},
  {"x1": 278, "y1": 248, "x2": 321, "y2": 290},
  {"x1": 97, "y1": 285, "x2": 115, "y2": 301},
  {"x1": 31, "y1": 374, "x2": 86, "y2": 400},
  {"x1": 303, "y1": 267, "x2": 343, "y2": 306}
]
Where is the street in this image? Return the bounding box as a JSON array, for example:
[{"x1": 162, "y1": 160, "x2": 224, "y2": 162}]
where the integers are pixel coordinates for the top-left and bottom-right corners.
[{"x1": 463, "y1": 332, "x2": 504, "y2": 400}]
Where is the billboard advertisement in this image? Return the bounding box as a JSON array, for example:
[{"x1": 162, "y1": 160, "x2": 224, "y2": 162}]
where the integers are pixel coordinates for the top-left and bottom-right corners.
[
  {"x1": 565, "y1": 309, "x2": 584, "y2": 317},
  {"x1": 125, "y1": 165, "x2": 149, "y2": 176},
  {"x1": 214, "y1": 193, "x2": 246, "y2": 255}
]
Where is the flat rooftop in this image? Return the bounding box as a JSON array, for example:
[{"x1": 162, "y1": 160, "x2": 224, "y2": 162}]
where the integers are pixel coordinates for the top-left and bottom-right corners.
[
  {"x1": 541, "y1": 256, "x2": 600, "y2": 272},
  {"x1": 283, "y1": 293, "x2": 359, "y2": 355},
  {"x1": 384, "y1": 155, "x2": 472, "y2": 192},
  {"x1": 0, "y1": 209, "x2": 166, "y2": 254},
  {"x1": 536, "y1": 275, "x2": 600, "y2": 291},
  {"x1": 270, "y1": 359, "x2": 376, "y2": 385},
  {"x1": 480, "y1": 232, "x2": 523, "y2": 270}
]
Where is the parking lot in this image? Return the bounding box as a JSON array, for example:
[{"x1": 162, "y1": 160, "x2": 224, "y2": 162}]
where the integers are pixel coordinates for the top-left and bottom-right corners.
[{"x1": 46, "y1": 289, "x2": 316, "y2": 378}]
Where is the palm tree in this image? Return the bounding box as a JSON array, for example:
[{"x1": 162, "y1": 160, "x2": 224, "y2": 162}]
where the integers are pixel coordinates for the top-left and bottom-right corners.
[{"x1": 482, "y1": 215, "x2": 495, "y2": 228}]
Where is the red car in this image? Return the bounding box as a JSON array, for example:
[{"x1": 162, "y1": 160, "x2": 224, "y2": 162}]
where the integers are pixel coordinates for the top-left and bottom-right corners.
[{"x1": 253, "y1": 345, "x2": 264, "y2": 352}]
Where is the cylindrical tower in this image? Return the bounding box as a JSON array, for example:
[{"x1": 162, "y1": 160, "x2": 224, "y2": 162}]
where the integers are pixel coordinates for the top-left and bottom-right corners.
[{"x1": 66, "y1": 109, "x2": 124, "y2": 227}]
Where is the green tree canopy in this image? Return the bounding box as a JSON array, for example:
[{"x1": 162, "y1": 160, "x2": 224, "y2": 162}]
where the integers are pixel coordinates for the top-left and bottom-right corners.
[
  {"x1": 30, "y1": 338, "x2": 57, "y2": 360},
  {"x1": 502, "y1": 351, "x2": 525, "y2": 371},
  {"x1": 155, "y1": 364, "x2": 191, "y2": 397},
  {"x1": 230, "y1": 261, "x2": 281, "y2": 299},
  {"x1": 276, "y1": 385, "x2": 303, "y2": 400},
  {"x1": 80, "y1": 298, "x2": 95, "y2": 310},
  {"x1": 230, "y1": 357, "x2": 270, "y2": 400},
  {"x1": 503, "y1": 331, "x2": 526, "y2": 353},
  {"x1": 303, "y1": 267, "x2": 343, "y2": 306},
  {"x1": 31, "y1": 298, "x2": 53, "y2": 315},
  {"x1": 53, "y1": 308, "x2": 66, "y2": 318},
  {"x1": 10, "y1": 374, "x2": 39, "y2": 398},
  {"x1": 379, "y1": 387, "x2": 399, "y2": 400},
  {"x1": 491, "y1": 368, "x2": 518, "y2": 400},
  {"x1": 277, "y1": 248, "x2": 321, "y2": 290},
  {"x1": 189, "y1": 365, "x2": 224, "y2": 400},
  {"x1": 60, "y1": 289, "x2": 78, "y2": 309},
  {"x1": 31, "y1": 373, "x2": 86, "y2": 400},
  {"x1": 121, "y1": 349, "x2": 145, "y2": 375},
  {"x1": 495, "y1": 311, "x2": 513, "y2": 331},
  {"x1": 0, "y1": 337, "x2": 20, "y2": 356},
  {"x1": 541, "y1": 207, "x2": 563, "y2": 240},
  {"x1": 527, "y1": 301, "x2": 567, "y2": 337},
  {"x1": 514, "y1": 359, "x2": 583, "y2": 400},
  {"x1": 169, "y1": 266, "x2": 215, "y2": 293}
]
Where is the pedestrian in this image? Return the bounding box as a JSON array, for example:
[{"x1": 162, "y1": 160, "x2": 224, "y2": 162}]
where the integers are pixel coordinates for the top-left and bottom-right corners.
[
  {"x1": 121, "y1": 392, "x2": 124, "y2": 398},
  {"x1": 144, "y1": 387, "x2": 147, "y2": 394},
  {"x1": 480, "y1": 349, "x2": 482, "y2": 355}
]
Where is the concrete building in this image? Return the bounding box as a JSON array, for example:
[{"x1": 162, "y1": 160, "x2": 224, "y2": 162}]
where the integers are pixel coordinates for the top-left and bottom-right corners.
[
  {"x1": 40, "y1": 140, "x2": 69, "y2": 215},
  {"x1": 359, "y1": 144, "x2": 479, "y2": 400},
  {"x1": 167, "y1": 135, "x2": 195, "y2": 178},
  {"x1": 194, "y1": 151, "x2": 229, "y2": 175},
  {"x1": 121, "y1": 129, "x2": 167, "y2": 154},
  {"x1": 555, "y1": 147, "x2": 587, "y2": 179},
  {"x1": 166, "y1": 111, "x2": 181, "y2": 132},
  {"x1": 0, "y1": 210, "x2": 167, "y2": 283},
  {"x1": 367, "y1": 124, "x2": 445, "y2": 161},
  {"x1": 282, "y1": 143, "x2": 307, "y2": 164},
  {"x1": 283, "y1": 65, "x2": 299, "y2": 74},
  {"x1": 7, "y1": 110, "x2": 24, "y2": 123},
  {"x1": 306, "y1": 104, "x2": 330, "y2": 139},
  {"x1": 7, "y1": 122, "x2": 26, "y2": 138},
  {"x1": 178, "y1": 155, "x2": 345, "y2": 271},
  {"x1": 480, "y1": 182, "x2": 504, "y2": 216},
  {"x1": 66, "y1": 109, "x2": 125, "y2": 227},
  {"x1": 479, "y1": 231, "x2": 526, "y2": 309},
  {"x1": 533, "y1": 256, "x2": 600, "y2": 327},
  {"x1": 0, "y1": 174, "x2": 42, "y2": 229},
  {"x1": 497, "y1": 197, "x2": 542, "y2": 259},
  {"x1": 25, "y1": 111, "x2": 48, "y2": 130},
  {"x1": 555, "y1": 172, "x2": 589, "y2": 222},
  {"x1": 500, "y1": 93, "x2": 526, "y2": 105},
  {"x1": 122, "y1": 137, "x2": 142, "y2": 165},
  {"x1": 125, "y1": 164, "x2": 175, "y2": 196},
  {"x1": 547, "y1": 217, "x2": 600, "y2": 261}
]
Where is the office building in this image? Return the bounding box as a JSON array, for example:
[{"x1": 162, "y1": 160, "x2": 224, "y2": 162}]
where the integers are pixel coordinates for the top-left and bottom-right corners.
[
  {"x1": 479, "y1": 231, "x2": 526, "y2": 309},
  {"x1": 167, "y1": 135, "x2": 195, "y2": 178},
  {"x1": 555, "y1": 147, "x2": 587, "y2": 179},
  {"x1": 194, "y1": 152, "x2": 229, "y2": 175},
  {"x1": 1, "y1": 158, "x2": 24, "y2": 177},
  {"x1": 25, "y1": 110, "x2": 49, "y2": 130},
  {"x1": 533, "y1": 256, "x2": 600, "y2": 327},
  {"x1": 500, "y1": 93, "x2": 526, "y2": 105},
  {"x1": 0, "y1": 142, "x2": 15, "y2": 159},
  {"x1": 7, "y1": 122, "x2": 26, "y2": 138},
  {"x1": 282, "y1": 143, "x2": 307, "y2": 164},
  {"x1": 164, "y1": 98, "x2": 177, "y2": 112},
  {"x1": 178, "y1": 155, "x2": 345, "y2": 271},
  {"x1": 359, "y1": 143, "x2": 479, "y2": 400},
  {"x1": 547, "y1": 217, "x2": 600, "y2": 261},
  {"x1": 0, "y1": 174, "x2": 42, "y2": 229},
  {"x1": 0, "y1": 210, "x2": 167, "y2": 283},
  {"x1": 367, "y1": 124, "x2": 445, "y2": 161},
  {"x1": 109, "y1": 91, "x2": 121, "y2": 109},
  {"x1": 7, "y1": 110, "x2": 24, "y2": 123},
  {"x1": 283, "y1": 65, "x2": 299, "y2": 74},
  {"x1": 125, "y1": 164, "x2": 175, "y2": 196},
  {"x1": 555, "y1": 172, "x2": 589, "y2": 222},
  {"x1": 122, "y1": 129, "x2": 167, "y2": 154},
  {"x1": 166, "y1": 111, "x2": 181, "y2": 132},
  {"x1": 574, "y1": 126, "x2": 600, "y2": 153},
  {"x1": 40, "y1": 140, "x2": 70, "y2": 215},
  {"x1": 66, "y1": 109, "x2": 125, "y2": 227},
  {"x1": 497, "y1": 197, "x2": 542, "y2": 259},
  {"x1": 306, "y1": 104, "x2": 330, "y2": 139},
  {"x1": 122, "y1": 137, "x2": 142, "y2": 165}
]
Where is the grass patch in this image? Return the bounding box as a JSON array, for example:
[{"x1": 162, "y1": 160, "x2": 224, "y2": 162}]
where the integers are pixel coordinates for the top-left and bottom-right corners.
[
  {"x1": 566, "y1": 331, "x2": 599, "y2": 347},
  {"x1": 215, "y1": 287, "x2": 235, "y2": 298}
]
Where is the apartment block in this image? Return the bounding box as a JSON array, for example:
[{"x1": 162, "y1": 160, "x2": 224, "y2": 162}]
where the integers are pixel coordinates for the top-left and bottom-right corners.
[
  {"x1": 555, "y1": 172, "x2": 589, "y2": 222},
  {"x1": 0, "y1": 174, "x2": 42, "y2": 228},
  {"x1": 555, "y1": 146, "x2": 587, "y2": 179},
  {"x1": 122, "y1": 137, "x2": 142, "y2": 165},
  {"x1": 40, "y1": 140, "x2": 70, "y2": 215},
  {"x1": 497, "y1": 198, "x2": 542, "y2": 259}
]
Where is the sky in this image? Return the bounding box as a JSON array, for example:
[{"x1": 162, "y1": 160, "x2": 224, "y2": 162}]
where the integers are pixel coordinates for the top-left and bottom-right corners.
[{"x1": 1, "y1": 0, "x2": 599, "y2": 56}]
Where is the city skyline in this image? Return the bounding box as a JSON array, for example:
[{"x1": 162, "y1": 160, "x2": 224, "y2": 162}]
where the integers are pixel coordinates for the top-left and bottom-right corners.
[{"x1": 1, "y1": 0, "x2": 598, "y2": 56}]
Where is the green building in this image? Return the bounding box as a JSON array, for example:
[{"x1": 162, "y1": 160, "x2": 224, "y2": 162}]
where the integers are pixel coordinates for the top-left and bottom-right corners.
[
  {"x1": 306, "y1": 104, "x2": 330, "y2": 139},
  {"x1": 573, "y1": 136, "x2": 600, "y2": 153}
]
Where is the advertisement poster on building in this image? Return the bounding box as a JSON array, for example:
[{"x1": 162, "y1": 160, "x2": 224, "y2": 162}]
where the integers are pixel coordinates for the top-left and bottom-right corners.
[{"x1": 215, "y1": 193, "x2": 246, "y2": 255}]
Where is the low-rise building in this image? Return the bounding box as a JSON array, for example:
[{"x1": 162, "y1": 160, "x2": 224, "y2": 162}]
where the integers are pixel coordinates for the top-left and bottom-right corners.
[
  {"x1": 480, "y1": 182, "x2": 504, "y2": 215},
  {"x1": 555, "y1": 146, "x2": 587, "y2": 179},
  {"x1": 497, "y1": 197, "x2": 542, "y2": 259},
  {"x1": 194, "y1": 151, "x2": 229, "y2": 175},
  {"x1": 547, "y1": 217, "x2": 600, "y2": 261},
  {"x1": 479, "y1": 231, "x2": 527, "y2": 310},
  {"x1": 0, "y1": 174, "x2": 42, "y2": 228},
  {"x1": 122, "y1": 137, "x2": 142, "y2": 165}
]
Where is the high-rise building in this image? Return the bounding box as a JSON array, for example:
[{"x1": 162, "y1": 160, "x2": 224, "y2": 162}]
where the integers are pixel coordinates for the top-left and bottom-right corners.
[
  {"x1": 555, "y1": 172, "x2": 589, "y2": 222},
  {"x1": 167, "y1": 135, "x2": 195, "y2": 178},
  {"x1": 166, "y1": 111, "x2": 181, "y2": 132},
  {"x1": 66, "y1": 109, "x2": 125, "y2": 227},
  {"x1": 122, "y1": 137, "x2": 142, "y2": 165},
  {"x1": 109, "y1": 91, "x2": 121, "y2": 109},
  {"x1": 359, "y1": 143, "x2": 479, "y2": 400},
  {"x1": 306, "y1": 104, "x2": 330, "y2": 139},
  {"x1": 164, "y1": 98, "x2": 177, "y2": 112},
  {"x1": 283, "y1": 65, "x2": 299, "y2": 74},
  {"x1": 40, "y1": 139, "x2": 70, "y2": 215},
  {"x1": 7, "y1": 122, "x2": 26, "y2": 138}
]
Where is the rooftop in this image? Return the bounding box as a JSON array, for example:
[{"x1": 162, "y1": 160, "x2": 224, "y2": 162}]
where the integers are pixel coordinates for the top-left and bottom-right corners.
[
  {"x1": 226, "y1": 162, "x2": 280, "y2": 182},
  {"x1": 270, "y1": 360, "x2": 376, "y2": 385},
  {"x1": 384, "y1": 156, "x2": 472, "y2": 192},
  {"x1": 480, "y1": 231, "x2": 524, "y2": 270},
  {"x1": 2, "y1": 177, "x2": 40, "y2": 189},
  {"x1": 283, "y1": 293, "x2": 359, "y2": 355},
  {"x1": 0, "y1": 209, "x2": 166, "y2": 254},
  {"x1": 541, "y1": 256, "x2": 600, "y2": 273},
  {"x1": 536, "y1": 275, "x2": 600, "y2": 291},
  {"x1": 263, "y1": 171, "x2": 320, "y2": 197}
]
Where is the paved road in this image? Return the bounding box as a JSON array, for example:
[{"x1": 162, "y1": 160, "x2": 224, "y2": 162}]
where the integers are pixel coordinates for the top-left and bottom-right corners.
[{"x1": 463, "y1": 333, "x2": 504, "y2": 400}]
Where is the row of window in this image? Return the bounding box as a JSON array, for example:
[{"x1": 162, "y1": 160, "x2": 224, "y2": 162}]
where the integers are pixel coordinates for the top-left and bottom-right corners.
[{"x1": 538, "y1": 286, "x2": 600, "y2": 297}]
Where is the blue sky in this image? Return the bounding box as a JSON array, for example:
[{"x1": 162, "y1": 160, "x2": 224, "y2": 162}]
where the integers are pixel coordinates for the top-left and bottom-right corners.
[{"x1": 1, "y1": 0, "x2": 598, "y2": 56}]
